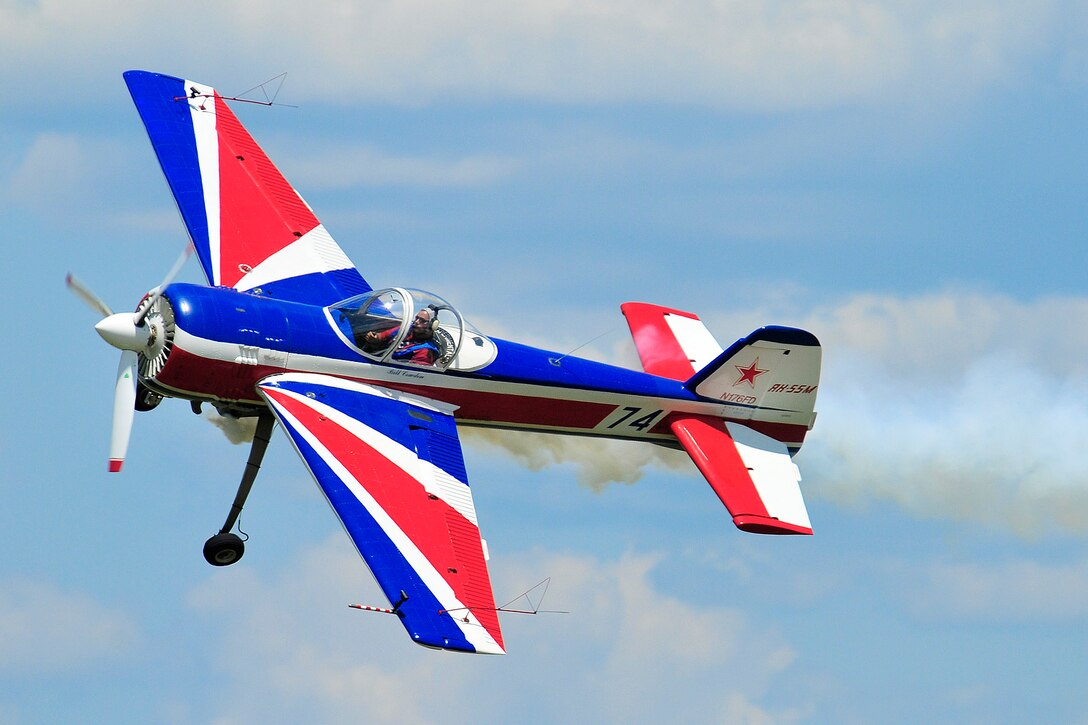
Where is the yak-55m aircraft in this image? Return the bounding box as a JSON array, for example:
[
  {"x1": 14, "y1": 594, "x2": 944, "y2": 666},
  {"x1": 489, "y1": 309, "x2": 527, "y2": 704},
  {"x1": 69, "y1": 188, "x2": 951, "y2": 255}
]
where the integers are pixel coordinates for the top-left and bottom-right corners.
[{"x1": 70, "y1": 71, "x2": 822, "y2": 655}]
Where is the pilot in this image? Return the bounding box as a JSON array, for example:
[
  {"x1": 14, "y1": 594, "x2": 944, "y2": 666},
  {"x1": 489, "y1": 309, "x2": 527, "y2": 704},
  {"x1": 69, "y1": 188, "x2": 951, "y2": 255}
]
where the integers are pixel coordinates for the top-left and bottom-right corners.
[{"x1": 365, "y1": 307, "x2": 439, "y2": 365}]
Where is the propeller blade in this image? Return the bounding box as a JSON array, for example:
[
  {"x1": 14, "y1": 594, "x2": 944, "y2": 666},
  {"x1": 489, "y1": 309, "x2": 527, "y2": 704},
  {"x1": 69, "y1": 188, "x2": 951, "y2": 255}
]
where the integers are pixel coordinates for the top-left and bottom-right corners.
[
  {"x1": 66, "y1": 273, "x2": 114, "y2": 318},
  {"x1": 134, "y1": 243, "x2": 194, "y2": 326},
  {"x1": 109, "y1": 350, "x2": 138, "y2": 473}
]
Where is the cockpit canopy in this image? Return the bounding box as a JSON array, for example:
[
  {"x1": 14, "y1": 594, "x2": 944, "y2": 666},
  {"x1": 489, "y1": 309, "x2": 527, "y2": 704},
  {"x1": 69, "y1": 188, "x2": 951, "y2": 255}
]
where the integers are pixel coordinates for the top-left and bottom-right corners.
[{"x1": 326, "y1": 288, "x2": 495, "y2": 372}]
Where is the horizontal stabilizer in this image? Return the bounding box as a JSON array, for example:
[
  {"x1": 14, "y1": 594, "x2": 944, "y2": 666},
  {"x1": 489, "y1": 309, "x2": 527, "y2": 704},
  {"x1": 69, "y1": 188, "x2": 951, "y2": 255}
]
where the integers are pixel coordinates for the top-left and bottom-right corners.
[
  {"x1": 671, "y1": 415, "x2": 812, "y2": 535},
  {"x1": 621, "y1": 302, "x2": 723, "y2": 381}
]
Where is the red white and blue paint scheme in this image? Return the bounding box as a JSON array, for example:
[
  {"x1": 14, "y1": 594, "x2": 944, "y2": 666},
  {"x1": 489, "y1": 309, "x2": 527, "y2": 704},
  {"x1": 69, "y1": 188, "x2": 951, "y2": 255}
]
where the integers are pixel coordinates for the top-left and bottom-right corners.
[{"x1": 72, "y1": 71, "x2": 823, "y2": 656}]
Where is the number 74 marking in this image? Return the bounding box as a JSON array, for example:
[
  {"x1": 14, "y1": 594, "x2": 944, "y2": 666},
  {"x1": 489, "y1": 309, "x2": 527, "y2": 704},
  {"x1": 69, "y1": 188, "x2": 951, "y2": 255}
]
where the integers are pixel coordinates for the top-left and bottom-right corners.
[{"x1": 606, "y1": 406, "x2": 663, "y2": 432}]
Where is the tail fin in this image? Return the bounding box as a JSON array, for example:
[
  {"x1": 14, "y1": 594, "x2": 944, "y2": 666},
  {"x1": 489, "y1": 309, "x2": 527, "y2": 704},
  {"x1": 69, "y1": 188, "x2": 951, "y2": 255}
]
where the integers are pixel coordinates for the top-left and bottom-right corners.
[
  {"x1": 622, "y1": 303, "x2": 819, "y2": 535},
  {"x1": 686, "y1": 326, "x2": 821, "y2": 436},
  {"x1": 622, "y1": 303, "x2": 821, "y2": 448}
]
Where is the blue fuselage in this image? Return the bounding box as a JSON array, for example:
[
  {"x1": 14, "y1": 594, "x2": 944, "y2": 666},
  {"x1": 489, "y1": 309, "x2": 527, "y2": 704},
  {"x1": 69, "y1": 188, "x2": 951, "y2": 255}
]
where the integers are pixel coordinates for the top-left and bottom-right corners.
[{"x1": 151, "y1": 284, "x2": 723, "y2": 444}]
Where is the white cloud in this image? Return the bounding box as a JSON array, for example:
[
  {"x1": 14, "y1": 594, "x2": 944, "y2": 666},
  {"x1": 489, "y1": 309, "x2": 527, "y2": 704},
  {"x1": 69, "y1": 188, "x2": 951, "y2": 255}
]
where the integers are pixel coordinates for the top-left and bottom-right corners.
[
  {"x1": 699, "y1": 290, "x2": 1088, "y2": 382},
  {"x1": 5, "y1": 132, "x2": 161, "y2": 225},
  {"x1": 906, "y1": 556, "x2": 1088, "y2": 621},
  {"x1": 806, "y1": 354, "x2": 1088, "y2": 538},
  {"x1": 6, "y1": 134, "x2": 93, "y2": 211},
  {"x1": 801, "y1": 291, "x2": 1088, "y2": 380},
  {"x1": 0, "y1": 578, "x2": 139, "y2": 672},
  {"x1": 283, "y1": 144, "x2": 521, "y2": 190},
  {"x1": 185, "y1": 537, "x2": 805, "y2": 723},
  {"x1": 719, "y1": 694, "x2": 813, "y2": 725},
  {"x1": 0, "y1": 0, "x2": 1066, "y2": 111},
  {"x1": 224, "y1": 0, "x2": 1059, "y2": 110}
]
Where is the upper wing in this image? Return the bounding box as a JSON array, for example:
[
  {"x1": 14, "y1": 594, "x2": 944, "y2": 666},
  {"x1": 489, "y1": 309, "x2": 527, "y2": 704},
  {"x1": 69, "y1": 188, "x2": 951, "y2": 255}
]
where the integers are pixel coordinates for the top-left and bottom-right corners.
[
  {"x1": 670, "y1": 415, "x2": 813, "y2": 535},
  {"x1": 256, "y1": 372, "x2": 505, "y2": 654},
  {"x1": 124, "y1": 70, "x2": 371, "y2": 306}
]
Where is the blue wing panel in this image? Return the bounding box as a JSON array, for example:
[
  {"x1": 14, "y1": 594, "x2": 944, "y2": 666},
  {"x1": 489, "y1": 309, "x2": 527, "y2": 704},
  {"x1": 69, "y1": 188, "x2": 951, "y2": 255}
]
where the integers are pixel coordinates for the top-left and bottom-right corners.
[
  {"x1": 257, "y1": 373, "x2": 505, "y2": 654},
  {"x1": 282, "y1": 418, "x2": 477, "y2": 651},
  {"x1": 124, "y1": 71, "x2": 215, "y2": 283},
  {"x1": 254, "y1": 271, "x2": 370, "y2": 304}
]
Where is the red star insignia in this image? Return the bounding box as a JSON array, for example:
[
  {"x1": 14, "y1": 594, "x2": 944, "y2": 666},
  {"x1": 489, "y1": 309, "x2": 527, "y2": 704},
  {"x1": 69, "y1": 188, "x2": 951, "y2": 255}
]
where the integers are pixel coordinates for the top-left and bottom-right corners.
[{"x1": 733, "y1": 358, "x2": 768, "y2": 388}]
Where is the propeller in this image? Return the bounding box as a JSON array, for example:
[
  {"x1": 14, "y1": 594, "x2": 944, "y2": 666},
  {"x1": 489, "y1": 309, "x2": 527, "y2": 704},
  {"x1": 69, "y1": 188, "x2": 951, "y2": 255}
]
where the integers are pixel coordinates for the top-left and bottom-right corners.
[
  {"x1": 136, "y1": 243, "x2": 193, "y2": 326},
  {"x1": 67, "y1": 244, "x2": 193, "y2": 473},
  {"x1": 65, "y1": 273, "x2": 114, "y2": 318},
  {"x1": 109, "y1": 351, "x2": 138, "y2": 472}
]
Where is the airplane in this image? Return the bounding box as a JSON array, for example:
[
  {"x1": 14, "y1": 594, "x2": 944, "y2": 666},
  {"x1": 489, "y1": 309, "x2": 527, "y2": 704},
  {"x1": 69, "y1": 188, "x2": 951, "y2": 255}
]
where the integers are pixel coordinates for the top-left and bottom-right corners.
[{"x1": 70, "y1": 70, "x2": 822, "y2": 656}]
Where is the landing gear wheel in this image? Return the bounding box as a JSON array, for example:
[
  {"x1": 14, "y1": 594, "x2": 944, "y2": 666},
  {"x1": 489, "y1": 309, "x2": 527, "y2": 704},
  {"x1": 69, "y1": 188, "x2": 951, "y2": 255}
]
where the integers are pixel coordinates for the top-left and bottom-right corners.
[{"x1": 203, "y1": 532, "x2": 245, "y2": 566}]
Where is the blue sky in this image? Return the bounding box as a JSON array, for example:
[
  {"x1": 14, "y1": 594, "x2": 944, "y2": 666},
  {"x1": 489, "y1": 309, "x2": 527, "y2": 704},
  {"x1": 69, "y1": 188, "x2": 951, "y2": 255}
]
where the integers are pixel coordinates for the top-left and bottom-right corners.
[{"x1": 3, "y1": 1, "x2": 1088, "y2": 723}]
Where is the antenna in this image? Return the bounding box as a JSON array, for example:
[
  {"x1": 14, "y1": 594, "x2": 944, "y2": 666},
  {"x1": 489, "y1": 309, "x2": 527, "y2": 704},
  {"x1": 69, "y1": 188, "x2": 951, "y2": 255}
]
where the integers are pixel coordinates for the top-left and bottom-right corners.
[
  {"x1": 232, "y1": 73, "x2": 297, "y2": 107},
  {"x1": 549, "y1": 327, "x2": 618, "y2": 367},
  {"x1": 175, "y1": 73, "x2": 299, "y2": 108},
  {"x1": 438, "y1": 578, "x2": 569, "y2": 617}
]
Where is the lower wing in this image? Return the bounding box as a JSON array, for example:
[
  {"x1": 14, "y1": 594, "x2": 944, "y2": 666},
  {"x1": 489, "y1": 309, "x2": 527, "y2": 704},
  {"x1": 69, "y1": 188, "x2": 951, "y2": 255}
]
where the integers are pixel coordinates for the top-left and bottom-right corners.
[{"x1": 257, "y1": 372, "x2": 505, "y2": 654}]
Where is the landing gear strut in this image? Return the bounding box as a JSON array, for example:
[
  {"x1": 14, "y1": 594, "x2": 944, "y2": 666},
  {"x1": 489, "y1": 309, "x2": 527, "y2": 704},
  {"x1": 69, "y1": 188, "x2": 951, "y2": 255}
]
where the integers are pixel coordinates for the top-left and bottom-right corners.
[{"x1": 203, "y1": 413, "x2": 275, "y2": 567}]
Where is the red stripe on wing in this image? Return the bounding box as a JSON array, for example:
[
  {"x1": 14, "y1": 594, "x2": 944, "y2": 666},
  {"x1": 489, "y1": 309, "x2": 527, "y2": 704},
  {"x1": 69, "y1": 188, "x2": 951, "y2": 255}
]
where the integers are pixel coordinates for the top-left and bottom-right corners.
[
  {"x1": 213, "y1": 93, "x2": 320, "y2": 288},
  {"x1": 263, "y1": 387, "x2": 503, "y2": 647}
]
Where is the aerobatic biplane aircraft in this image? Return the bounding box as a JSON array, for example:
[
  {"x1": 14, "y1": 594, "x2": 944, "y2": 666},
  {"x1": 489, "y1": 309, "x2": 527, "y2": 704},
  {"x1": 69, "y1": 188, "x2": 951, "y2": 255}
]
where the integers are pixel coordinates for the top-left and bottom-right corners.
[{"x1": 70, "y1": 71, "x2": 822, "y2": 655}]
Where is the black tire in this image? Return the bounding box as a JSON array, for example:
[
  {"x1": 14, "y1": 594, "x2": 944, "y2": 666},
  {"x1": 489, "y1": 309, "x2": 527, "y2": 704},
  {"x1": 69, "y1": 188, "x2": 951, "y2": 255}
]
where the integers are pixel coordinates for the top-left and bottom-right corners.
[{"x1": 203, "y1": 532, "x2": 245, "y2": 567}]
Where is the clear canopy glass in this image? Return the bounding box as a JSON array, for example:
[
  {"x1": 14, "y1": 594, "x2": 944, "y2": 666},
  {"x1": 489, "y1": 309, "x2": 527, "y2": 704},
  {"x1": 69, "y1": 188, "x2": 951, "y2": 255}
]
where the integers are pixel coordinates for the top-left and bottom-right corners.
[{"x1": 327, "y1": 288, "x2": 470, "y2": 371}]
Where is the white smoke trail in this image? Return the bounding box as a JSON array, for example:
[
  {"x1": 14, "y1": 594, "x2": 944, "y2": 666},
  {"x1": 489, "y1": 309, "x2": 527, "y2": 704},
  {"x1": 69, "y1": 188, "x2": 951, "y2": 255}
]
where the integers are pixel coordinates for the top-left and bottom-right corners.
[
  {"x1": 460, "y1": 428, "x2": 688, "y2": 492},
  {"x1": 805, "y1": 354, "x2": 1088, "y2": 537},
  {"x1": 467, "y1": 291, "x2": 1088, "y2": 537},
  {"x1": 793, "y1": 292, "x2": 1088, "y2": 537},
  {"x1": 204, "y1": 410, "x2": 258, "y2": 445}
]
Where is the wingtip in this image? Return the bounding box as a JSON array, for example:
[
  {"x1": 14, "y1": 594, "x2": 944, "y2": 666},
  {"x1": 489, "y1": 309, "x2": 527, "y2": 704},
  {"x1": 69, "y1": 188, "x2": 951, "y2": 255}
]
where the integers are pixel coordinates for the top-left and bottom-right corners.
[{"x1": 108, "y1": 459, "x2": 124, "y2": 473}]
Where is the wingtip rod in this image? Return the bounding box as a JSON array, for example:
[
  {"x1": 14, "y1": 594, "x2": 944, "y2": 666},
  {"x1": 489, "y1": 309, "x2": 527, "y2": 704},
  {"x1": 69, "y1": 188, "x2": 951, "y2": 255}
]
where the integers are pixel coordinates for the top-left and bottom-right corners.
[{"x1": 349, "y1": 590, "x2": 408, "y2": 617}]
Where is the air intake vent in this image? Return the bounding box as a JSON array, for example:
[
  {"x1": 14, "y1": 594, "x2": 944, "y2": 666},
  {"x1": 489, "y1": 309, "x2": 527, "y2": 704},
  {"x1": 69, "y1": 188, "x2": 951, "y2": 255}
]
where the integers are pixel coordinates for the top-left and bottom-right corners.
[{"x1": 136, "y1": 295, "x2": 176, "y2": 380}]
